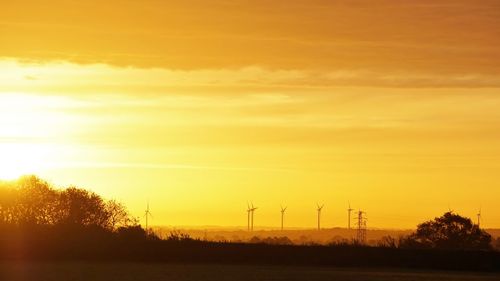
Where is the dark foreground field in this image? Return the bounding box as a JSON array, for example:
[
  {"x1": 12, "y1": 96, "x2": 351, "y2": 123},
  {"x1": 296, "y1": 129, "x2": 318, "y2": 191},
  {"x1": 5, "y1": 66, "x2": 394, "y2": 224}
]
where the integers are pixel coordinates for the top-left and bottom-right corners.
[{"x1": 1, "y1": 262, "x2": 499, "y2": 281}]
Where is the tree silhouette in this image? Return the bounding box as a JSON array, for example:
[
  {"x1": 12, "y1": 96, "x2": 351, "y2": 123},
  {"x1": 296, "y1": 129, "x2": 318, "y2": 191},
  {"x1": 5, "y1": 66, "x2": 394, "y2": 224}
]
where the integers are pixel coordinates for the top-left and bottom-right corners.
[
  {"x1": 60, "y1": 187, "x2": 110, "y2": 227},
  {"x1": 107, "y1": 199, "x2": 136, "y2": 229},
  {"x1": 401, "y1": 212, "x2": 492, "y2": 250},
  {"x1": 0, "y1": 176, "x2": 499, "y2": 271},
  {"x1": 0, "y1": 181, "x2": 17, "y2": 224},
  {"x1": 0, "y1": 175, "x2": 135, "y2": 231},
  {"x1": 11, "y1": 176, "x2": 60, "y2": 225}
]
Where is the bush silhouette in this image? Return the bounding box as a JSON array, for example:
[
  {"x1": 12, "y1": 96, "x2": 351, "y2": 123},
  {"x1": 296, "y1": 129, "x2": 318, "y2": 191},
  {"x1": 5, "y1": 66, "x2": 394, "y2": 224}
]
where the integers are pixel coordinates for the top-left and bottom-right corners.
[
  {"x1": 116, "y1": 225, "x2": 148, "y2": 240},
  {"x1": 400, "y1": 212, "x2": 491, "y2": 250}
]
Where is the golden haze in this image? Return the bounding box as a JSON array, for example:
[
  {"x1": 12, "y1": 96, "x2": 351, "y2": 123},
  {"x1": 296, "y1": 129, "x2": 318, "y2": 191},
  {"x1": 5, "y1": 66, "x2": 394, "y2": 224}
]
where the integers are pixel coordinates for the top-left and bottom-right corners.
[{"x1": 1, "y1": 0, "x2": 499, "y2": 229}]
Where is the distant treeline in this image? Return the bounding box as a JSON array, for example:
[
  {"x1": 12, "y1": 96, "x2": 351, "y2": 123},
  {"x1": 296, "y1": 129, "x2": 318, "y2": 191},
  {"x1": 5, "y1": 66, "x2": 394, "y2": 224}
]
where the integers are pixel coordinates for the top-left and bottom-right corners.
[
  {"x1": 0, "y1": 176, "x2": 499, "y2": 271},
  {"x1": 156, "y1": 229, "x2": 500, "y2": 250}
]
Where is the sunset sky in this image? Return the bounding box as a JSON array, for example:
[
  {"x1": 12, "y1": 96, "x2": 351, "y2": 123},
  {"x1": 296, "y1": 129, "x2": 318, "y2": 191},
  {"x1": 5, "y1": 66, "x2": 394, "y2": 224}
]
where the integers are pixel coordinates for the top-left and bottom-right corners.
[{"x1": 1, "y1": 0, "x2": 500, "y2": 229}]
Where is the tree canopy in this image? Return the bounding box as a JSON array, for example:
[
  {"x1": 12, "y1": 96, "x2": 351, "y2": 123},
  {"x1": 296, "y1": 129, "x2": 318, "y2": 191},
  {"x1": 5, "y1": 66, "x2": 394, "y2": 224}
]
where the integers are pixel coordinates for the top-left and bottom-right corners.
[
  {"x1": 0, "y1": 175, "x2": 135, "y2": 230},
  {"x1": 401, "y1": 212, "x2": 492, "y2": 250}
]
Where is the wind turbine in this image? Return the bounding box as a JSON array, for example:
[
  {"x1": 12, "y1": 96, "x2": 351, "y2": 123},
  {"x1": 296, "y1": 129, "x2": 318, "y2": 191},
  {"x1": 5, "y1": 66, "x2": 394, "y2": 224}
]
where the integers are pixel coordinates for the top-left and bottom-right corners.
[
  {"x1": 280, "y1": 205, "x2": 287, "y2": 231},
  {"x1": 317, "y1": 204, "x2": 324, "y2": 230},
  {"x1": 144, "y1": 201, "x2": 153, "y2": 234},
  {"x1": 246, "y1": 203, "x2": 252, "y2": 231},
  {"x1": 250, "y1": 203, "x2": 258, "y2": 231},
  {"x1": 477, "y1": 207, "x2": 482, "y2": 228},
  {"x1": 347, "y1": 202, "x2": 354, "y2": 230}
]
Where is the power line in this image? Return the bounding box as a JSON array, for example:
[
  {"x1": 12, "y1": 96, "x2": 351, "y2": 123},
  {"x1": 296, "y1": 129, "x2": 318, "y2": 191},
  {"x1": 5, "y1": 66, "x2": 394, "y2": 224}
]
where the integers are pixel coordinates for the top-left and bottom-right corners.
[{"x1": 356, "y1": 210, "x2": 367, "y2": 244}]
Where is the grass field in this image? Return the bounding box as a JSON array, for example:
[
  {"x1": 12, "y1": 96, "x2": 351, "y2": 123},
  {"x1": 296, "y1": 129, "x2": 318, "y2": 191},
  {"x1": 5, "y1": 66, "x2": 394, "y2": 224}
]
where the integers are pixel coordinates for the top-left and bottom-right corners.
[{"x1": 0, "y1": 262, "x2": 498, "y2": 281}]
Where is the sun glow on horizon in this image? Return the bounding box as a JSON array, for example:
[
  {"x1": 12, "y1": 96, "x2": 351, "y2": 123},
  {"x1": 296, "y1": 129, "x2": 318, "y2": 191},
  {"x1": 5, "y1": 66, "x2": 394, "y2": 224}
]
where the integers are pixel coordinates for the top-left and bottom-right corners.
[
  {"x1": 0, "y1": 94, "x2": 71, "y2": 180},
  {"x1": 0, "y1": 143, "x2": 51, "y2": 180}
]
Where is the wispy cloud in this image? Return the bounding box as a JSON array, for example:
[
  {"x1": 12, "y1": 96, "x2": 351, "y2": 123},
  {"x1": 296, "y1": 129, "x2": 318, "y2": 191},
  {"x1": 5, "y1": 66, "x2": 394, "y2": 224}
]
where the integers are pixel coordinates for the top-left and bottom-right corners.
[
  {"x1": 2, "y1": 59, "x2": 500, "y2": 91},
  {"x1": 50, "y1": 161, "x2": 295, "y2": 173}
]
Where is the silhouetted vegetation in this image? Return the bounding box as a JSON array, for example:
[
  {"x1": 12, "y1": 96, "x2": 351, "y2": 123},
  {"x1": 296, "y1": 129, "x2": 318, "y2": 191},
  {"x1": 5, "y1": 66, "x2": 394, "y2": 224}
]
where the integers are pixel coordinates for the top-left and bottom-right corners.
[
  {"x1": 377, "y1": 235, "x2": 398, "y2": 248},
  {"x1": 1, "y1": 176, "x2": 499, "y2": 271},
  {"x1": 0, "y1": 176, "x2": 154, "y2": 259},
  {"x1": 0, "y1": 176, "x2": 136, "y2": 230},
  {"x1": 166, "y1": 230, "x2": 198, "y2": 242},
  {"x1": 494, "y1": 237, "x2": 500, "y2": 250},
  {"x1": 248, "y1": 236, "x2": 293, "y2": 245},
  {"x1": 400, "y1": 212, "x2": 492, "y2": 250}
]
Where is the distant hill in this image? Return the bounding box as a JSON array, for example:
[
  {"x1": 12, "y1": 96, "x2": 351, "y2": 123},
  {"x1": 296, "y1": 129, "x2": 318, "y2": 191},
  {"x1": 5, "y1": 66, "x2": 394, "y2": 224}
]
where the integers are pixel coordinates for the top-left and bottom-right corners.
[
  {"x1": 153, "y1": 227, "x2": 413, "y2": 245},
  {"x1": 486, "y1": 229, "x2": 500, "y2": 238},
  {"x1": 153, "y1": 226, "x2": 500, "y2": 245}
]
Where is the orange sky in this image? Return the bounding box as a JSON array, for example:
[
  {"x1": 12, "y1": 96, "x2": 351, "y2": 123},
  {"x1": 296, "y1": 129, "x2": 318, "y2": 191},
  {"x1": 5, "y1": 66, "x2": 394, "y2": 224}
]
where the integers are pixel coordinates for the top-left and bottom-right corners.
[{"x1": 1, "y1": 0, "x2": 500, "y2": 229}]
